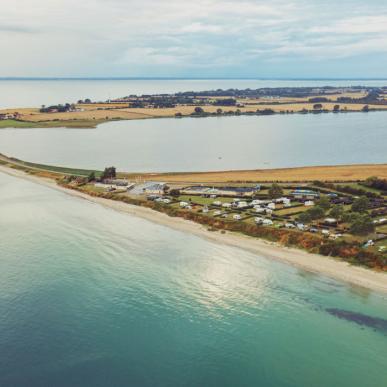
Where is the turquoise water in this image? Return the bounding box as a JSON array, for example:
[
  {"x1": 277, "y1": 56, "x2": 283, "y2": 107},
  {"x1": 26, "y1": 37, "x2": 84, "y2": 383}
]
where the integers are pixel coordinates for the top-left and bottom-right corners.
[
  {"x1": 1, "y1": 171, "x2": 386, "y2": 387},
  {"x1": 1, "y1": 79, "x2": 387, "y2": 109},
  {"x1": 1, "y1": 113, "x2": 387, "y2": 172}
]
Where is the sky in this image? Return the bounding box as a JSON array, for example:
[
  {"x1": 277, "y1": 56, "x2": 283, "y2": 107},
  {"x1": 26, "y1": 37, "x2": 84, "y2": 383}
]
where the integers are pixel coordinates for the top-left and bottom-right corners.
[{"x1": 1, "y1": 0, "x2": 387, "y2": 78}]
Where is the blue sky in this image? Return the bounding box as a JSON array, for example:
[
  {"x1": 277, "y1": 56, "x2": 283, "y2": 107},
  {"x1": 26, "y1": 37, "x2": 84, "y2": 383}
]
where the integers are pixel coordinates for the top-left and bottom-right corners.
[{"x1": 2, "y1": 0, "x2": 387, "y2": 78}]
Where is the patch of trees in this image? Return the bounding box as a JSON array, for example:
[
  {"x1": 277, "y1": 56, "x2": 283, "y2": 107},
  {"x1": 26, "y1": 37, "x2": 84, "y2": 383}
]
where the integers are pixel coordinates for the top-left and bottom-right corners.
[
  {"x1": 268, "y1": 183, "x2": 283, "y2": 198},
  {"x1": 298, "y1": 206, "x2": 325, "y2": 223},
  {"x1": 213, "y1": 98, "x2": 237, "y2": 106},
  {"x1": 101, "y1": 166, "x2": 116, "y2": 180},
  {"x1": 40, "y1": 103, "x2": 74, "y2": 113},
  {"x1": 309, "y1": 97, "x2": 330, "y2": 103},
  {"x1": 257, "y1": 108, "x2": 275, "y2": 115},
  {"x1": 313, "y1": 181, "x2": 382, "y2": 199},
  {"x1": 349, "y1": 214, "x2": 375, "y2": 235},
  {"x1": 363, "y1": 177, "x2": 387, "y2": 192}
]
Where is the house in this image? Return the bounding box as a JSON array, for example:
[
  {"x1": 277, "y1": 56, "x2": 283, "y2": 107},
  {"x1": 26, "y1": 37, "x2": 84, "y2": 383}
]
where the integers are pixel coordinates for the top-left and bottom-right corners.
[
  {"x1": 233, "y1": 214, "x2": 242, "y2": 220},
  {"x1": 304, "y1": 200, "x2": 314, "y2": 206},
  {"x1": 291, "y1": 189, "x2": 320, "y2": 200},
  {"x1": 0, "y1": 112, "x2": 19, "y2": 120},
  {"x1": 143, "y1": 182, "x2": 166, "y2": 195}
]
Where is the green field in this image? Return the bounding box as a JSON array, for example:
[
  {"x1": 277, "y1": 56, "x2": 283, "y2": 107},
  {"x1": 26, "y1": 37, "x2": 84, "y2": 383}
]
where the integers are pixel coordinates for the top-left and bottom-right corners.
[{"x1": 0, "y1": 119, "x2": 103, "y2": 129}]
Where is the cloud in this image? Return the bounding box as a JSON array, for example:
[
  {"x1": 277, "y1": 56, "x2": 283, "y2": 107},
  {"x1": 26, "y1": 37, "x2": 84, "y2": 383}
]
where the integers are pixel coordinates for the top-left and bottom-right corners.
[{"x1": 0, "y1": 0, "x2": 387, "y2": 77}]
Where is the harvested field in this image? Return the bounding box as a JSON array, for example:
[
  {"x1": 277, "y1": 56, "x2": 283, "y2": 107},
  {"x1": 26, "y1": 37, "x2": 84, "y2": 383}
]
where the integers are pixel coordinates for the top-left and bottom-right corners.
[{"x1": 130, "y1": 164, "x2": 387, "y2": 183}]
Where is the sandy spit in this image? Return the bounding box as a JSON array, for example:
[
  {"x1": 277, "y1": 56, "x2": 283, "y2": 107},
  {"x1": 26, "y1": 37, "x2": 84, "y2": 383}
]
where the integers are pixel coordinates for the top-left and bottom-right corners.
[{"x1": 1, "y1": 165, "x2": 386, "y2": 294}]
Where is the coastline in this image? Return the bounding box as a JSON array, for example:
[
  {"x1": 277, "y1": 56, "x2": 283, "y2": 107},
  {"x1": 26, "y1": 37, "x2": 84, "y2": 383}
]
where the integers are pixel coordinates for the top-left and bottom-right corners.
[{"x1": 1, "y1": 164, "x2": 386, "y2": 294}]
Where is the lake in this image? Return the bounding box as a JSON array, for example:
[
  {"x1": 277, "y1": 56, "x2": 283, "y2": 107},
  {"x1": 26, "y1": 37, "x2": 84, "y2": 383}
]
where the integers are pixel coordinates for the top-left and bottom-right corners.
[
  {"x1": 0, "y1": 112, "x2": 386, "y2": 172},
  {"x1": 0, "y1": 171, "x2": 386, "y2": 387},
  {"x1": 1, "y1": 78, "x2": 387, "y2": 109}
]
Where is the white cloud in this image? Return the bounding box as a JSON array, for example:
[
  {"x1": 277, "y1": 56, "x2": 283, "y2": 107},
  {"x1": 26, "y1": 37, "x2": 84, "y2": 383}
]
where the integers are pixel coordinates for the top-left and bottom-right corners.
[{"x1": 0, "y1": 0, "x2": 387, "y2": 77}]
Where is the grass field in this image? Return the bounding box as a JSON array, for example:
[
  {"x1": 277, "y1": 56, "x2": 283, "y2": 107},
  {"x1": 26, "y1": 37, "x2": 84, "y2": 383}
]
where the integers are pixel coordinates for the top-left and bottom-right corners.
[{"x1": 131, "y1": 164, "x2": 387, "y2": 183}]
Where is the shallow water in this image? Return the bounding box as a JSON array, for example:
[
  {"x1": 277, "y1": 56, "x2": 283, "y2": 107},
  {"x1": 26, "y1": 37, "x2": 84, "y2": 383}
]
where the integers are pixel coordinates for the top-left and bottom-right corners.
[
  {"x1": 0, "y1": 172, "x2": 386, "y2": 387},
  {"x1": 0, "y1": 112, "x2": 386, "y2": 172}
]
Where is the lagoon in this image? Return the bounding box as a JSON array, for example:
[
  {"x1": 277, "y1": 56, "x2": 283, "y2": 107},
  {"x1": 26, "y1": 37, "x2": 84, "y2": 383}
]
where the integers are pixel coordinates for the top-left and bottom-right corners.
[{"x1": 0, "y1": 112, "x2": 386, "y2": 172}]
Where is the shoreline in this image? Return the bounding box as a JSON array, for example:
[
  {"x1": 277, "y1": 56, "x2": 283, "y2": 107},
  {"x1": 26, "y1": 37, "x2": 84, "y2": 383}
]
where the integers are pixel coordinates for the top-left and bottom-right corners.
[
  {"x1": 1, "y1": 164, "x2": 386, "y2": 294},
  {"x1": 2, "y1": 103, "x2": 387, "y2": 130}
]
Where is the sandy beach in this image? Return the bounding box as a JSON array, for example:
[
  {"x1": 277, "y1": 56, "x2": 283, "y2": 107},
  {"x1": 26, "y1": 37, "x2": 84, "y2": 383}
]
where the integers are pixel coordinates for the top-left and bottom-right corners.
[{"x1": 1, "y1": 164, "x2": 386, "y2": 294}]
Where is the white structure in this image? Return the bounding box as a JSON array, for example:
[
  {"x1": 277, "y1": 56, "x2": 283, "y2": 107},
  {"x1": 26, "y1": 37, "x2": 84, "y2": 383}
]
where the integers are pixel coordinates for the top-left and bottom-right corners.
[
  {"x1": 262, "y1": 219, "x2": 273, "y2": 226},
  {"x1": 233, "y1": 214, "x2": 242, "y2": 220},
  {"x1": 222, "y1": 202, "x2": 232, "y2": 208},
  {"x1": 180, "y1": 201, "x2": 189, "y2": 208},
  {"x1": 255, "y1": 217, "x2": 264, "y2": 224},
  {"x1": 213, "y1": 201, "x2": 222, "y2": 206},
  {"x1": 267, "y1": 203, "x2": 276, "y2": 210},
  {"x1": 237, "y1": 201, "x2": 249, "y2": 208},
  {"x1": 304, "y1": 201, "x2": 315, "y2": 207}
]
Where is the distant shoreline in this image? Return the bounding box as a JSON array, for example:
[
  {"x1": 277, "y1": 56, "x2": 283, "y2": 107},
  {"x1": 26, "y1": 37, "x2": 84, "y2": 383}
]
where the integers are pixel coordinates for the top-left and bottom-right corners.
[
  {"x1": 0, "y1": 163, "x2": 386, "y2": 294},
  {"x1": 2, "y1": 77, "x2": 387, "y2": 81}
]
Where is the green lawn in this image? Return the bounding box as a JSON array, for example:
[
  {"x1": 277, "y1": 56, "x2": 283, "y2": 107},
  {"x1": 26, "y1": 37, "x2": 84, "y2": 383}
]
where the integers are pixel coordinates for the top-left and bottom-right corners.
[
  {"x1": 0, "y1": 119, "x2": 104, "y2": 129},
  {"x1": 0, "y1": 119, "x2": 40, "y2": 128}
]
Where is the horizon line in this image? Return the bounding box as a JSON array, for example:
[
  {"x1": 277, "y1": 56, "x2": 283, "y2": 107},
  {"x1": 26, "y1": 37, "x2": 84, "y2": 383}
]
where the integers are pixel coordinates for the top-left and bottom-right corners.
[{"x1": 2, "y1": 77, "x2": 387, "y2": 81}]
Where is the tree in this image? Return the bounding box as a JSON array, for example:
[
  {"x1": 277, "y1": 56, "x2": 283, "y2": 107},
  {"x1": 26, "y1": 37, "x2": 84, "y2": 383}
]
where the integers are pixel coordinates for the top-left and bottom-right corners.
[
  {"x1": 351, "y1": 196, "x2": 369, "y2": 213},
  {"x1": 317, "y1": 196, "x2": 331, "y2": 211},
  {"x1": 333, "y1": 104, "x2": 340, "y2": 112},
  {"x1": 216, "y1": 108, "x2": 223, "y2": 115},
  {"x1": 269, "y1": 183, "x2": 283, "y2": 198},
  {"x1": 101, "y1": 166, "x2": 116, "y2": 180},
  {"x1": 194, "y1": 107, "x2": 204, "y2": 114},
  {"x1": 350, "y1": 215, "x2": 375, "y2": 235},
  {"x1": 313, "y1": 103, "x2": 323, "y2": 110},
  {"x1": 362, "y1": 105, "x2": 369, "y2": 112},
  {"x1": 329, "y1": 205, "x2": 344, "y2": 220},
  {"x1": 84, "y1": 98, "x2": 91, "y2": 104},
  {"x1": 298, "y1": 212, "x2": 312, "y2": 223},
  {"x1": 169, "y1": 189, "x2": 181, "y2": 197},
  {"x1": 342, "y1": 211, "x2": 359, "y2": 223},
  {"x1": 88, "y1": 171, "x2": 96, "y2": 182},
  {"x1": 308, "y1": 206, "x2": 325, "y2": 220}
]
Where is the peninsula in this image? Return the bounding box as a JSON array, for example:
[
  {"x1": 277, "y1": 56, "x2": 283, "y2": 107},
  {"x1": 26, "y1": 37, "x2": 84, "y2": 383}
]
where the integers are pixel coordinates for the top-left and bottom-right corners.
[
  {"x1": 2, "y1": 86, "x2": 387, "y2": 128},
  {"x1": 0, "y1": 153, "x2": 386, "y2": 293}
]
